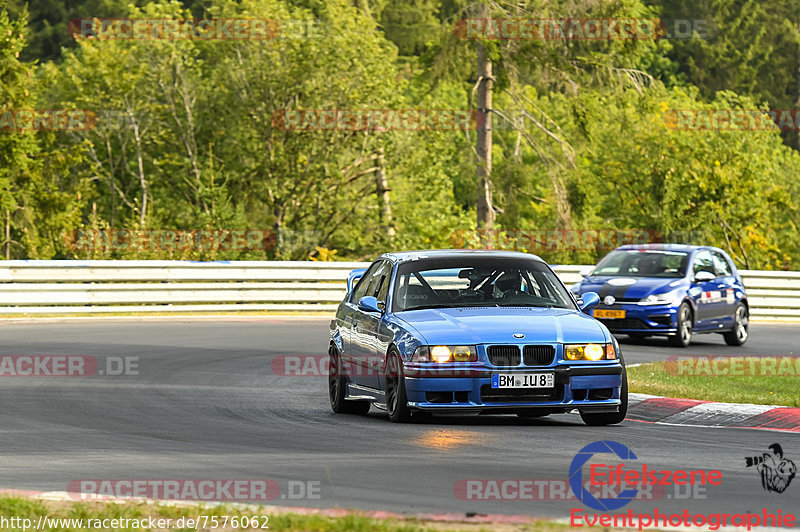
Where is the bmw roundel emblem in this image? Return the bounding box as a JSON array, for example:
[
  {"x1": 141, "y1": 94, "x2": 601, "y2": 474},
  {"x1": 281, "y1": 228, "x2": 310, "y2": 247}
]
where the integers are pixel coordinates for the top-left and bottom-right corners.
[
  {"x1": 513, "y1": 333, "x2": 525, "y2": 339},
  {"x1": 603, "y1": 295, "x2": 616, "y2": 306}
]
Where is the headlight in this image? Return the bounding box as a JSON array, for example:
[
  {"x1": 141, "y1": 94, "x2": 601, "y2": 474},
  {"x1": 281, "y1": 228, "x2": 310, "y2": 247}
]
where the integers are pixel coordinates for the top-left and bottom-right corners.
[
  {"x1": 412, "y1": 345, "x2": 477, "y2": 363},
  {"x1": 639, "y1": 292, "x2": 676, "y2": 306},
  {"x1": 564, "y1": 343, "x2": 616, "y2": 361}
]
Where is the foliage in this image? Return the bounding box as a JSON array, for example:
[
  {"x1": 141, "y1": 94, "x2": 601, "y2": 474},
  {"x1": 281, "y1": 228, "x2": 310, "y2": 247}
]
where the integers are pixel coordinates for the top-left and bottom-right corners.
[{"x1": 1, "y1": 0, "x2": 799, "y2": 269}]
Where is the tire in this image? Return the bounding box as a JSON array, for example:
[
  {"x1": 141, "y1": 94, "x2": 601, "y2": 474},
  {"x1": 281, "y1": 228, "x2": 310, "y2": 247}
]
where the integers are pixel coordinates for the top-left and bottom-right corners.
[
  {"x1": 723, "y1": 303, "x2": 749, "y2": 346},
  {"x1": 580, "y1": 366, "x2": 628, "y2": 426},
  {"x1": 329, "y1": 348, "x2": 370, "y2": 415},
  {"x1": 385, "y1": 351, "x2": 412, "y2": 423},
  {"x1": 668, "y1": 303, "x2": 692, "y2": 347}
]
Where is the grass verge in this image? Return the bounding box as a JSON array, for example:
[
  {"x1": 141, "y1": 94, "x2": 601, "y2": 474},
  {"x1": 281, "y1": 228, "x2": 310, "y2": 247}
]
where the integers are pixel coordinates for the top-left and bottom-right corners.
[
  {"x1": 0, "y1": 495, "x2": 611, "y2": 532},
  {"x1": 628, "y1": 358, "x2": 799, "y2": 406}
]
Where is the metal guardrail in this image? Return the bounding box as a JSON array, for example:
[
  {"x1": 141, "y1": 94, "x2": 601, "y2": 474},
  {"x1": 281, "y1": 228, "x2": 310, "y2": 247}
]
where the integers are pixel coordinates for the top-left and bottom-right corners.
[{"x1": 0, "y1": 261, "x2": 796, "y2": 320}]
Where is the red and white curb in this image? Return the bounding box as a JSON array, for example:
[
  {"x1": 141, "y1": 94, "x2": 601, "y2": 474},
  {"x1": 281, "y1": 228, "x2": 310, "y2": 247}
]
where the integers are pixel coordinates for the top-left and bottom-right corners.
[{"x1": 629, "y1": 393, "x2": 800, "y2": 432}]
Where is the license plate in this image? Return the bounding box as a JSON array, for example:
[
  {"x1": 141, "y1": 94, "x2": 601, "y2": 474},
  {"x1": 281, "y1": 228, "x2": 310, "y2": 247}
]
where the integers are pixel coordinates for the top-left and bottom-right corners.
[
  {"x1": 492, "y1": 373, "x2": 554, "y2": 389},
  {"x1": 594, "y1": 309, "x2": 626, "y2": 319}
]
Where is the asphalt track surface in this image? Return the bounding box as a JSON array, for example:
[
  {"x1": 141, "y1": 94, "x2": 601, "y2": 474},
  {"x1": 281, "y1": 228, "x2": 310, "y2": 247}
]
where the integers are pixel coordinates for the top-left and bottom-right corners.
[{"x1": 0, "y1": 318, "x2": 798, "y2": 520}]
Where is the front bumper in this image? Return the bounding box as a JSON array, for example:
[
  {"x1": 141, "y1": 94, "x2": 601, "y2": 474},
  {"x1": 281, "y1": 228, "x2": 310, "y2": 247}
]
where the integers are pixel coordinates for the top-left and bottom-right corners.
[
  {"x1": 404, "y1": 364, "x2": 623, "y2": 412},
  {"x1": 592, "y1": 303, "x2": 678, "y2": 335}
]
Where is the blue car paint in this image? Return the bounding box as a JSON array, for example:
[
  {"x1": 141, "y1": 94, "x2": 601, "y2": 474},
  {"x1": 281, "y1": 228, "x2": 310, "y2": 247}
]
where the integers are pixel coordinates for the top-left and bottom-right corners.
[
  {"x1": 329, "y1": 250, "x2": 624, "y2": 415},
  {"x1": 571, "y1": 244, "x2": 747, "y2": 337}
]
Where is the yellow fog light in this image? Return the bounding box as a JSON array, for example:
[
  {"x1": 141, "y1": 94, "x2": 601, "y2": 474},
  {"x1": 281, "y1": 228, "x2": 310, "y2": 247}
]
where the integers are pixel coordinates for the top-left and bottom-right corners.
[
  {"x1": 565, "y1": 345, "x2": 583, "y2": 360},
  {"x1": 584, "y1": 344, "x2": 604, "y2": 361},
  {"x1": 430, "y1": 345, "x2": 453, "y2": 363},
  {"x1": 452, "y1": 346, "x2": 472, "y2": 362}
]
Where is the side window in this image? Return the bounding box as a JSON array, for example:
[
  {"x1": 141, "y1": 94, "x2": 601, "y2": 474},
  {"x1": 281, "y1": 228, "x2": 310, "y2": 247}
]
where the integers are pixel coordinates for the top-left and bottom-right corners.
[
  {"x1": 351, "y1": 261, "x2": 382, "y2": 302},
  {"x1": 375, "y1": 263, "x2": 393, "y2": 302},
  {"x1": 712, "y1": 252, "x2": 732, "y2": 277},
  {"x1": 367, "y1": 261, "x2": 391, "y2": 300},
  {"x1": 692, "y1": 251, "x2": 715, "y2": 277},
  {"x1": 364, "y1": 261, "x2": 389, "y2": 297}
]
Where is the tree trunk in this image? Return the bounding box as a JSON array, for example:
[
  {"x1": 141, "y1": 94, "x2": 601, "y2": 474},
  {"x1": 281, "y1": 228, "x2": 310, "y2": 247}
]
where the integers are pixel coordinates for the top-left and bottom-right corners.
[
  {"x1": 5, "y1": 210, "x2": 9, "y2": 260},
  {"x1": 476, "y1": 40, "x2": 494, "y2": 228},
  {"x1": 374, "y1": 147, "x2": 395, "y2": 238}
]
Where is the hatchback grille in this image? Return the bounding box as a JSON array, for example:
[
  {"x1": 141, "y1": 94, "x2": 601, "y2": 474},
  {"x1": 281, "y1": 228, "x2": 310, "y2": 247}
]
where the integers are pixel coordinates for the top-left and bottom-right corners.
[
  {"x1": 599, "y1": 318, "x2": 648, "y2": 330},
  {"x1": 523, "y1": 345, "x2": 555, "y2": 366},
  {"x1": 487, "y1": 345, "x2": 521, "y2": 366}
]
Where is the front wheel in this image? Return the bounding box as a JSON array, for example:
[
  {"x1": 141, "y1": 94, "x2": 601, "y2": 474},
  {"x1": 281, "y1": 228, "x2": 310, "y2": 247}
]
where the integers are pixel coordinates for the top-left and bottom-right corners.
[
  {"x1": 723, "y1": 304, "x2": 749, "y2": 346},
  {"x1": 668, "y1": 303, "x2": 692, "y2": 347},
  {"x1": 329, "y1": 348, "x2": 370, "y2": 415},
  {"x1": 580, "y1": 366, "x2": 628, "y2": 426},
  {"x1": 386, "y1": 351, "x2": 412, "y2": 423}
]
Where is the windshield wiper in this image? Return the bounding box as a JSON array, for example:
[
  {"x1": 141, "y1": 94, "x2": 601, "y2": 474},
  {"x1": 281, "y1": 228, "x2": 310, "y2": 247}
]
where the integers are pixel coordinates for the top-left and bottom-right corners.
[
  {"x1": 401, "y1": 304, "x2": 455, "y2": 311},
  {"x1": 495, "y1": 303, "x2": 557, "y2": 308}
]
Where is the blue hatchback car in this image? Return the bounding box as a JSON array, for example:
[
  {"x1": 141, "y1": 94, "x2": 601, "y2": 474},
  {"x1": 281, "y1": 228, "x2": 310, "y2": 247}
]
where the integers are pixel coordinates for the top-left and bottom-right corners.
[
  {"x1": 329, "y1": 250, "x2": 626, "y2": 425},
  {"x1": 570, "y1": 244, "x2": 749, "y2": 347}
]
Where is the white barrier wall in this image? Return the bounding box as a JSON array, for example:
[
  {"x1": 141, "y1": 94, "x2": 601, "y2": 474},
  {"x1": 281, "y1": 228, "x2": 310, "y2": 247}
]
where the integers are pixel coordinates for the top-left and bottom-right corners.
[{"x1": 0, "y1": 261, "x2": 796, "y2": 320}]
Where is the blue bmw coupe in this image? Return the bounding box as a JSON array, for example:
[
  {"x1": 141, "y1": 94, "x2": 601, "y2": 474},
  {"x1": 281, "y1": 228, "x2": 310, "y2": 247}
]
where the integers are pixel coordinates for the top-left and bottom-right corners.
[
  {"x1": 328, "y1": 250, "x2": 626, "y2": 424},
  {"x1": 570, "y1": 244, "x2": 749, "y2": 347}
]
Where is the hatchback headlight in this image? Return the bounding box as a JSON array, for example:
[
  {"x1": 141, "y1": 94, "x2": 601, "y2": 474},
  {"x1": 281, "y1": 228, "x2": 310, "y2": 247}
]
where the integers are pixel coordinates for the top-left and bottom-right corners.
[
  {"x1": 639, "y1": 292, "x2": 676, "y2": 306},
  {"x1": 564, "y1": 343, "x2": 616, "y2": 361},
  {"x1": 412, "y1": 345, "x2": 478, "y2": 363}
]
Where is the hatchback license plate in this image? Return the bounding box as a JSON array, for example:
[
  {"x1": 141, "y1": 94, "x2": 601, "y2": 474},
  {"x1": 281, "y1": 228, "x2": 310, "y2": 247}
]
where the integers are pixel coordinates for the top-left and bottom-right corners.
[
  {"x1": 594, "y1": 309, "x2": 626, "y2": 319},
  {"x1": 492, "y1": 373, "x2": 554, "y2": 389}
]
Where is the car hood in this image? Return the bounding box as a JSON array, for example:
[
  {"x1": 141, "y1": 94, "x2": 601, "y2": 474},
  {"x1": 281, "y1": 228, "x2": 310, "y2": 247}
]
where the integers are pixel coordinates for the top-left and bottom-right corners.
[
  {"x1": 579, "y1": 276, "x2": 687, "y2": 299},
  {"x1": 395, "y1": 307, "x2": 608, "y2": 345}
]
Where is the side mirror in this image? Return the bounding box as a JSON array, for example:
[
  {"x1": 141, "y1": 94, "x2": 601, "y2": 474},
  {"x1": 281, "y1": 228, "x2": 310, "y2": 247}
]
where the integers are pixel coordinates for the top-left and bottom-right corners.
[
  {"x1": 358, "y1": 296, "x2": 384, "y2": 313},
  {"x1": 579, "y1": 291, "x2": 600, "y2": 311},
  {"x1": 694, "y1": 271, "x2": 715, "y2": 283}
]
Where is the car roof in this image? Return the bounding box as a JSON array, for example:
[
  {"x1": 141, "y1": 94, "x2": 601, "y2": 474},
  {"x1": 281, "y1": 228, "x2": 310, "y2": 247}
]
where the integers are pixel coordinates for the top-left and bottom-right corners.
[
  {"x1": 613, "y1": 243, "x2": 725, "y2": 254},
  {"x1": 378, "y1": 249, "x2": 546, "y2": 264}
]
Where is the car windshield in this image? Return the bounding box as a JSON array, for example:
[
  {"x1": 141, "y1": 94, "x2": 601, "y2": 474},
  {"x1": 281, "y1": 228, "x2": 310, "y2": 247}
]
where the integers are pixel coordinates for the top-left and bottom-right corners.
[
  {"x1": 592, "y1": 250, "x2": 689, "y2": 278},
  {"x1": 392, "y1": 257, "x2": 576, "y2": 312}
]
